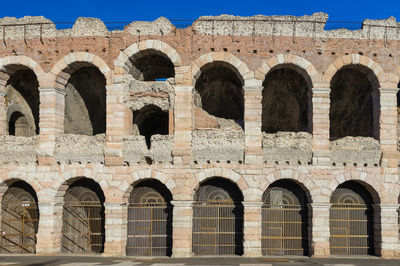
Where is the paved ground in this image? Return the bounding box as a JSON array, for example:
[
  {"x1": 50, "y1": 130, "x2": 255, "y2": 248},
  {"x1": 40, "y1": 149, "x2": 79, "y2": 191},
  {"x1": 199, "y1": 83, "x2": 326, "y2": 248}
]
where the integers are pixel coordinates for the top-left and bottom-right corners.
[{"x1": 0, "y1": 256, "x2": 398, "y2": 266}]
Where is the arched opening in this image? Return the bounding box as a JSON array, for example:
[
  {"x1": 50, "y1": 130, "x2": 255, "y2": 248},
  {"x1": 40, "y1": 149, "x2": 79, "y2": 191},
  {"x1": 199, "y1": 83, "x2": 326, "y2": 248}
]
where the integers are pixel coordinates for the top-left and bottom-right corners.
[
  {"x1": 64, "y1": 66, "x2": 106, "y2": 135},
  {"x1": 0, "y1": 181, "x2": 39, "y2": 254},
  {"x1": 126, "y1": 179, "x2": 172, "y2": 256},
  {"x1": 262, "y1": 66, "x2": 311, "y2": 133},
  {"x1": 194, "y1": 62, "x2": 244, "y2": 128},
  {"x1": 329, "y1": 181, "x2": 378, "y2": 255},
  {"x1": 330, "y1": 66, "x2": 379, "y2": 140},
  {"x1": 192, "y1": 177, "x2": 243, "y2": 255},
  {"x1": 129, "y1": 50, "x2": 175, "y2": 81},
  {"x1": 132, "y1": 105, "x2": 169, "y2": 149},
  {"x1": 61, "y1": 178, "x2": 105, "y2": 254},
  {"x1": 8, "y1": 111, "x2": 30, "y2": 136},
  {"x1": 261, "y1": 179, "x2": 310, "y2": 256},
  {"x1": 5, "y1": 68, "x2": 39, "y2": 135}
]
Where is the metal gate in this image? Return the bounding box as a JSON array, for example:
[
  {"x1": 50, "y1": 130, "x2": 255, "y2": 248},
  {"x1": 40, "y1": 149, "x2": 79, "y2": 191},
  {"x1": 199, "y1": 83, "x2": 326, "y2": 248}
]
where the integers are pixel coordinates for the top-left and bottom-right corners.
[
  {"x1": 0, "y1": 186, "x2": 38, "y2": 254},
  {"x1": 193, "y1": 180, "x2": 243, "y2": 255},
  {"x1": 127, "y1": 185, "x2": 172, "y2": 256},
  {"x1": 61, "y1": 183, "x2": 105, "y2": 254},
  {"x1": 330, "y1": 187, "x2": 373, "y2": 255},
  {"x1": 261, "y1": 185, "x2": 308, "y2": 256}
]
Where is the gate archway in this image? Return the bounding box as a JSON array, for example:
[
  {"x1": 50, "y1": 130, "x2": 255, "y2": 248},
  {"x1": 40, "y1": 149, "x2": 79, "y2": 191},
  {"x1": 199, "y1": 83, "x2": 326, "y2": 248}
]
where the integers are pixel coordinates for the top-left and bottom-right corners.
[
  {"x1": 192, "y1": 177, "x2": 243, "y2": 255},
  {"x1": 61, "y1": 179, "x2": 105, "y2": 254},
  {"x1": 329, "y1": 181, "x2": 375, "y2": 255},
  {"x1": 126, "y1": 179, "x2": 172, "y2": 256},
  {"x1": 261, "y1": 179, "x2": 310, "y2": 256},
  {"x1": 0, "y1": 181, "x2": 39, "y2": 254}
]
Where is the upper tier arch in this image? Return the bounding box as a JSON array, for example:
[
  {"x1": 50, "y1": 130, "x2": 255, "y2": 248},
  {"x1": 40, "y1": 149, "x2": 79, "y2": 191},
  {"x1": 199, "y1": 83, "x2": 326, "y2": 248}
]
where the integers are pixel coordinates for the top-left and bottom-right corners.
[
  {"x1": 114, "y1": 40, "x2": 182, "y2": 80},
  {"x1": 191, "y1": 52, "x2": 253, "y2": 85},
  {"x1": 50, "y1": 52, "x2": 112, "y2": 89},
  {"x1": 255, "y1": 54, "x2": 318, "y2": 88},
  {"x1": 321, "y1": 54, "x2": 387, "y2": 87},
  {"x1": 0, "y1": 56, "x2": 45, "y2": 91}
]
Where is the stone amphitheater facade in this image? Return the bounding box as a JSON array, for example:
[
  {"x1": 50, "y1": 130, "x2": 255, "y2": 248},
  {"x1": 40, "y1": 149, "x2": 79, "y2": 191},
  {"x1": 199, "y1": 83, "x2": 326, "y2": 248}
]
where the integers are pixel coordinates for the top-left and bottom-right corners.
[{"x1": 0, "y1": 12, "x2": 399, "y2": 258}]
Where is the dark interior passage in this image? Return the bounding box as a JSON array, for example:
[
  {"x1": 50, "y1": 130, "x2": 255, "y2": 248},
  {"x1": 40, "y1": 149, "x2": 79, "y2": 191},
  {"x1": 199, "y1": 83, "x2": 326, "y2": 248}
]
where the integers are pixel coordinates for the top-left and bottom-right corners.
[
  {"x1": 6, "y1": 68, "x2": 39, "y2": 135},
  {"x1": 64, "y1": 67, "x2": 106, "y2": 135},
  {"x1": 129, "y1": 51, "x2": 175, "y2": 81},
  {"x1": 262, "y1": 67, "x2": 310, "y2": 133},
  {"x1": 194, "y1": 63, "x2": 244, "y2": 126},
  {"x1": 330, "y1": 67, "x2": 376, "y2": 140},
  {"x1": 133, "y1": 105, "x2": 169, "y2": 149}
]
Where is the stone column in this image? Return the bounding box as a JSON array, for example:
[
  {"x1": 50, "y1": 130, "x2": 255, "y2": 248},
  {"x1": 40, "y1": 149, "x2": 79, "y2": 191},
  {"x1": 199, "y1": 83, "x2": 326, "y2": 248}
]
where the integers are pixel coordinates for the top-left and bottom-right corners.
[
  {"x1": 379, "y1": 87, "x2": 399, "y2": 168},
  {"x1": 172, "y1": 86, "x2": 192, "y2": 165},
  {"x1": 0, "y1": 91, "x2": 6, "y2": 135},
  {"x1": 36, "y1": 202, "x2": 62, "y2": 254},
  {"x1": 37, "y1": 87, "x2": 66, "y2": 165},
  {"x1": 243, "y1": 201, "x2": 262, "y2": 257},
  {"x1": 171, "y1": 200, "x2": 193, "y2": 257},
  {"x1": 105, "y1": 83, "x2": 126, "y2": 166},
  {"x1": 378, "y1": 204, "x2": 399, "y2": 258},
  {"x1": 311, "y1": 86, "x2": 331, "y2": 166},
  {"x1": 103, "y1": 202, "x2": 126, "y2": 256},
  {"x1": 311, "y1": 203, "x2": 331, "y2": 257},
  {"x1": 244, "y1": 80, "x2": 263, "y2": 165}
]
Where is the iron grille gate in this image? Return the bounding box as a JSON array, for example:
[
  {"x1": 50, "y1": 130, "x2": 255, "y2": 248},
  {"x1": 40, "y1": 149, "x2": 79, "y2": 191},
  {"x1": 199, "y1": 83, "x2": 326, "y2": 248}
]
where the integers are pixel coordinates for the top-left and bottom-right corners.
[
  {"x1": 61, "y1": 184, "x2": 105, "y2": 254},
  {"x1": 329, "y1": 187, "x2": 373, "y2": 255},
  {"x1": 193, "y1": 180, "x2": 243, "y2": 256},
  {"x1": 193, "y1": 202, "x2": 242, "y2": 255},
  {"x1": 0, "y1": 186, "x2": 38, "y2": 254},
  {"x1": 262, "y1": 204, "x2": 306, "y2": 255},
  {"x1": 330, "y1": 203, "x2": 372, "y2": 255},
  {"x1": 127, "y1": 184, "x2": 172, "y2": 256},
  {"x1": 127, "y1": 204, "x2": 172, "y2": 256},
  {"x1": 261, "y1": 184, "x2": 308, "y2": 256}
]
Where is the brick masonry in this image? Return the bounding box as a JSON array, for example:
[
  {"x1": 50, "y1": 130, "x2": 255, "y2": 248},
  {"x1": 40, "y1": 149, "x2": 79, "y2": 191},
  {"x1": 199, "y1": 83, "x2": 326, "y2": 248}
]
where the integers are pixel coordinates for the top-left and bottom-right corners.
[{"x1": 0, "y1": 13, "x2": 399, "y2": 258}]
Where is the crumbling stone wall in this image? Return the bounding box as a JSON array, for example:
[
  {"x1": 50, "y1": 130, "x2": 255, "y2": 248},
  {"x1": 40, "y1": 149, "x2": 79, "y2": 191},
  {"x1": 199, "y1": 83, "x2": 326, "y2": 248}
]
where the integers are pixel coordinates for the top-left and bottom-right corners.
[
  {"x1": 330, "y1": 137, "x2": 381, "y2": 166},
  {"x1": 0, "y1": 135, "x2": 38, "y2": 164},
  {"x1": 262, "y1": 132, "x2": 312, "y2": 164},
  {"x1": 123, "y1": 134, "x2": 173, "y2": 164},
  {"x1": 192, "y1": 129, "x2": 244, "y2": 163},
  {"x1": 55, "y1": 134, "x2": 105, "y2": 164}
]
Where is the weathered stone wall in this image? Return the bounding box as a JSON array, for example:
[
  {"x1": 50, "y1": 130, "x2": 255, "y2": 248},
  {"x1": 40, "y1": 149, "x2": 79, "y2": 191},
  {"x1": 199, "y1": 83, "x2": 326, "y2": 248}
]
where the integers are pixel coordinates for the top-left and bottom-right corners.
[
  {"x1": 0, "y1": 12, "x2": 398, "y2": 259},
  {"x1": 0, "y1": 135, "x2": 37, "y2": 164},
  {"x1": 54, "y1": 134, "x2": 105, "y2": 164},
  {"x1": 262, "y1": 132, "x2": 312, "y2": 165},
  {"x1": 192, "y1": 129, "x2": 244, "y2": 163}
]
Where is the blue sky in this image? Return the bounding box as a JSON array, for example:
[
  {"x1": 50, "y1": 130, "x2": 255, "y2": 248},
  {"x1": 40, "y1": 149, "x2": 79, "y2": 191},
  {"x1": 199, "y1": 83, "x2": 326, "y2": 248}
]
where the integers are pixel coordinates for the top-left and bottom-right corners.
[{"x1": 1, "y1": 0, "x2": 399, "y2": 26}]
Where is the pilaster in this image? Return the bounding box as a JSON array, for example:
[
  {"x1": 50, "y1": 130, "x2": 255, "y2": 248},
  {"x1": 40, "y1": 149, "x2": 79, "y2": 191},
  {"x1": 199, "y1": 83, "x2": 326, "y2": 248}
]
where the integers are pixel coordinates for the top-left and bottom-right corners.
[
  {"x1": 243, "y1": 201, "x2": 263, "y2": 257},
  {"x1": 172, "y1": 86, "x2": 193, "y2": 165},
  {"x1": 37, "y1": 87, "x2": 66, "y2": 165},
  {"x1": 312, "y1": 86, "x2": 331, "y2": 166},
  {"x1": 171, "y1": 200, "x2": 194, "y2": 257},
  {"x1": 244, "y1": 80, "x2": 263, "y2": 165},
  {"x1": 311, "y1": 203, "x2": 331, "y2": 257}
]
